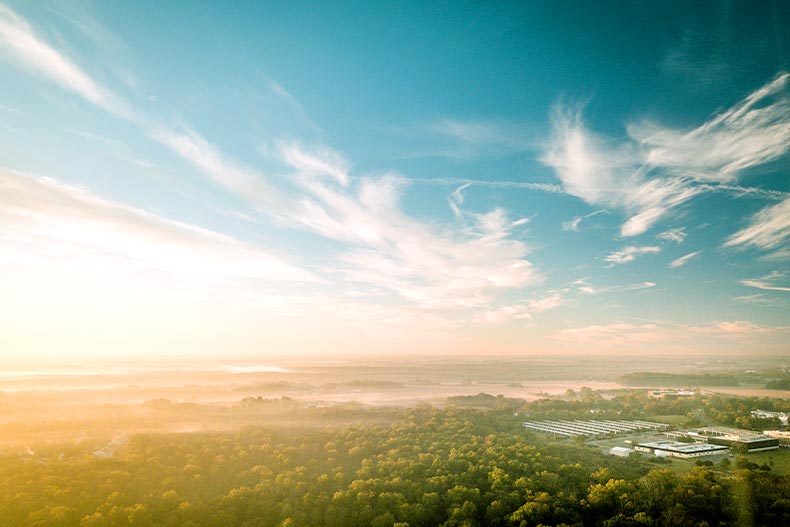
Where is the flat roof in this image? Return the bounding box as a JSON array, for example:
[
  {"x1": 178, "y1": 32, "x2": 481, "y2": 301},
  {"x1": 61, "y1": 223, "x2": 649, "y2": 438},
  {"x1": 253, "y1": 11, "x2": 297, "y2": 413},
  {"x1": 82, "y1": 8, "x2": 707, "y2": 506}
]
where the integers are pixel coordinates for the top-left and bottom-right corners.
[
  {"x1": 697, "y1": 427, "x2": 767, "y2": 441},
  {"x1": 637, "y1": 441, "x2": 728, "y2": 453},
  {"x1": 523, "y1": 419, "x2": 668, "y2": 438}
]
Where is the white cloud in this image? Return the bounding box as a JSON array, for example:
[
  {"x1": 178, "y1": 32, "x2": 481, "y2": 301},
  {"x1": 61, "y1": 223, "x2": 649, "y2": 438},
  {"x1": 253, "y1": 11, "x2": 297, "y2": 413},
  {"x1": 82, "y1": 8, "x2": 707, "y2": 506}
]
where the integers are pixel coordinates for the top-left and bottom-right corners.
[
  {"x1": 476, "y1": 292, "x2": 563, "y2": 324},
  {"x1": 542, "y1": 74, "x2": 790, "y2": 236},
  {"x1": 657, "y1": 228, "x2": 687, "y2": 243},
  {"x1": 0, "y1": 4, "x2": 294, "y2": 220},
  {"x1": 562, "y1": 217, "x2": 582, "y2": 232},
  {"x1": 0, "y1": 169, "x2": 313, "y2": 287},
  {"x1": 0, "y1": 5, "x2": 130, "y2": 118},
  {"x1": 575, "y1": 280, "x2": 656, "y2": 295},
  {"x1": 740, "y1": 271, "x2": 790, "y2": 292},
  {"x1": 389, "y1": 118, "x2": 536, "y2": 160},
  {"x1": 724, "y1": 198, "x2": 790, "y2": 252},
  {"x1": 274, "y1": 143, "x2": 542, "y2": 309},
  {"x1": 541, "y1": 104, "x2": 699, "y2": 236},
  {"x1": 553, "y1": 319, "x2": 786, "y2": 349},
  {"x1": 732, "y1": 294, "x2": 777, "y2": 305},
  {"x1": 629, "y1": 73, "x2": 790, "y2": 182},
  {"x1": 413, "y1": 177, "x2": 563, "y2": 194},
  {"x1": 562, "y1": 209, "x2": 606, "y2": 232},
  {"x1": 668, "y1": 250, "x2": 702, "y2": 269},
  {"x1": 278, "y1": 139, "x2": 350, "y2": 186},
  {"x1": 266, "y1": 80, "x2": 323, "y2": 135},
  {"x1": 691, "y1": 320, "x2": 777, "y2": 335},
  {"x1": 152, "y1": 128, "x2": 283, "y2": 209},
  {"x1": 429, "y1": 118, "x2": 533, "y2": 146},
  {"x1": 604, "y1": 246, "x2": 660, "y2": 265},
  {"x1": 553, "y1": 322, "x2": 664, "y2": 347},
  {"x1": 542, "y1": 104, "x2": 634, "y2": 205},
  {"x1": 448, "y1": 183, "x2": 472, "y2": 221},
  {"x1": 147, "y1": 132, "x2": 544, "y2": 311}
]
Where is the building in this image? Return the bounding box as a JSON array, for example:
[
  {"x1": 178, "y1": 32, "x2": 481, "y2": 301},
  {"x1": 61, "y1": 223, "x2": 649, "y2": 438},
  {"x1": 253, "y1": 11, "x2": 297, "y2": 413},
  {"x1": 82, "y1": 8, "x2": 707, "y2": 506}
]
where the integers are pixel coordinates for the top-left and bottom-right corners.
[
  {"x1": 762, "y1": 430, "x2": 790, "y2": 448},
  {"x1": 695, "y1": 427, "x2": 780, "y2": 453},
  {"x1": 649, "y1": 390, "x2": 696, "y2": 398},
  {"x1": 522, "y1": 419, "x2": 669, "y2": 438},
  {"x1": 609, "y1": 446, "x2": 633, "y2": 457},
  {"x1": 751, "y1": 410, "x2": 789, "y2": 425},
  {"x1": 634, "y1": 441, "x2": 728, "y2": 458}
]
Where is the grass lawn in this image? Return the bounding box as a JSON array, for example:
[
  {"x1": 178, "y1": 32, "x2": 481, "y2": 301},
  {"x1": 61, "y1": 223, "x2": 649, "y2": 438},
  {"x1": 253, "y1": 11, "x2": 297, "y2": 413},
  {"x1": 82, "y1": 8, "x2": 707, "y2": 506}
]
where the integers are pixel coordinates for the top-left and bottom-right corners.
[{"x1": 744, "y1": 449, "x2": 790, "y2": 475}]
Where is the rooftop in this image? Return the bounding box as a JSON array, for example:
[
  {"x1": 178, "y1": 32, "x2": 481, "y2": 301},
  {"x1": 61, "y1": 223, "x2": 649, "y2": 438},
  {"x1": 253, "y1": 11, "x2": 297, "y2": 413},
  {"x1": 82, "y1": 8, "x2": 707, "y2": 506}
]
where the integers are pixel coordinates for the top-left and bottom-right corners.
[{"x1": 637, "y1": 441, "x2": 728, "y2": 453}]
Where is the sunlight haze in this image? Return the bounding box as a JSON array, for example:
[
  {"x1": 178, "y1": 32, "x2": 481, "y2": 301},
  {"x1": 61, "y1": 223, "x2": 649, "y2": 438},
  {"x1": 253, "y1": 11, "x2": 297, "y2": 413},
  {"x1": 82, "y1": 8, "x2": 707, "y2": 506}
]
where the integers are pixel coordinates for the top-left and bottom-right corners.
[{"x1": 0, "y1": 1, "x2": 788, "y2": 362}]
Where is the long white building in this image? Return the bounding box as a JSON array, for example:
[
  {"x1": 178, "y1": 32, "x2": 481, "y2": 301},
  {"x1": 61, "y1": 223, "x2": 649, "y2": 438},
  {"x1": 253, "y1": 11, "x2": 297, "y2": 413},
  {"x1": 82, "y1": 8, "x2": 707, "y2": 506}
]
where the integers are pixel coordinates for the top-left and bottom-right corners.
[
  {"x1": 634, "y1": 441, "x2": 728, "y2": 458},
  {"x1": 523, "y1": 419, "x2": 668, "y2": 438}
]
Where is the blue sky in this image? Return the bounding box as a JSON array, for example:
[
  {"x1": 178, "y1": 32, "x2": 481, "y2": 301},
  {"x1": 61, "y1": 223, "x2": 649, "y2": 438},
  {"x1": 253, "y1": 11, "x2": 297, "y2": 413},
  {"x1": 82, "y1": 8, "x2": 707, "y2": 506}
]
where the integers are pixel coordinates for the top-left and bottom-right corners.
[{"x1": 0, "y1": 0, "x2": 788, "y2": 359}]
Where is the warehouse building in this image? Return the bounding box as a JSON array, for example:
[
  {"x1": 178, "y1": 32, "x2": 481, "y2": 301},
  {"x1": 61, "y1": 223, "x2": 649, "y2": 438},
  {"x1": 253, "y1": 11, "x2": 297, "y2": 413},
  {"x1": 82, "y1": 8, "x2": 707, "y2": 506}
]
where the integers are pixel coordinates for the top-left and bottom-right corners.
[
  {"x1": 761, "y1": 430, "x2": 790, "y2": 448},
  {"x1": 634, "y1": 441, "x2": 728, "y2": 458},
  {"x1": 695, "y1": 427, "x2": 779, "y2": 453},
  {"x1": 751, "y1": 410, "x2": 789, "y2": 425},
  {"x1": 609, "y1": 446, "x2": 634, "y2": 457},
  {"x1": 649, "y1": 390, "x2": 696, "y2": 398},
  {"x1": 522, "y1": 419, "x2": 668, "y2": 438}
]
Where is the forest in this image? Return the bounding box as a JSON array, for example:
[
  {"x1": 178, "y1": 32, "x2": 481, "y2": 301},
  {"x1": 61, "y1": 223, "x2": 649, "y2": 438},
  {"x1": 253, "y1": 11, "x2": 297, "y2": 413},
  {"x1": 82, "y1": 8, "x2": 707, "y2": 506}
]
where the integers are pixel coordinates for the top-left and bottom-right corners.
[{"x1": 1, "y1": 389, "x2": 790, "y2": 527}]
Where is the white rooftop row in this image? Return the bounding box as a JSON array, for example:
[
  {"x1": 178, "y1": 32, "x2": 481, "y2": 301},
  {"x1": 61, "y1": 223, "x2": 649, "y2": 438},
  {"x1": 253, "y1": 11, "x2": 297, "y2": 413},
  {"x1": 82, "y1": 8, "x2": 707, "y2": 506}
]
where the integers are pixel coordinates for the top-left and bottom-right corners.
[{"x1": 523, "y1": 419, "x2": 668, "y2": 438}]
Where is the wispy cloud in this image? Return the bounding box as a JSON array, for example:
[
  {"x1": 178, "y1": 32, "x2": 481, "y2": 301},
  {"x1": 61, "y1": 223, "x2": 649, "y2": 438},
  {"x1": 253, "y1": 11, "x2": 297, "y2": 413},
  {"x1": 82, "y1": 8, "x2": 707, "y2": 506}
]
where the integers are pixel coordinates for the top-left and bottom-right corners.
[
  {"x1": 562, "y1": 209, "x2": 607, "y2": 232},
  {"x1": 740, "y1": 271, "x2": 790, "y2": 292},
  {"x1": 604, "y1": 246, "x2": 660, "y2": 265},
  {"x1": 427, "y1": 118, "x2": 535, "y2": 151},
  {"x1": 542, "y1": 74, "x2": 790, "y2": 236},
  {"x1": 0, "y1": 3, "x2": 542, "y2": 313},
  {"x1": 668, "y1": 250, "x2": 702, "y2": 269},
  {"x1": 476, "y1": 292, "x2": 563, "y2": 324},
  {"x1": 553, "y1": 319, "x2": 786, "y2": 349},
  {"x1": 541, "y1": 103, "x2": 636, "y2": 205},
  {"x1": 267, "y1": 80, "x2": 323, "y2": 136},
  {"x1": 383, "y1": 118, "x2": 536, "y2": 160},
  {"x1": 152, "y1": 128, "x2": 282, "y2": 209},
  {"x1": 280, "y1": 149, "x2": 542, "y2": 308},
  {"x1": 0, "y1": 4, "x2": 290, "y2": 217},
  {"x1": 278, "y1": 139, "x2": 351, "y2": 186},
  {"x1": 657, "y1": 228, "x2": 687, "y2": 243},
  {"x1": 410, "y1": 177, "x2": 562, "y2": 193},
  {"x1": 0, "y1": 4, "x2": 130, "y2": 118},
  {"x1": 541, "y1": 103, "x2": 700, "y2": 236},
  {"x1": 619, "y1": 177, "x2": 700, "y2": 237},
  {"x1": 629, "y1": 73, "x2": 790, "y2": 182},
  {"x1": 0, "y1": 169, "x2": 313, "y2": 287},
  {"x1": 724, "y1": 198, "x2": 790, "y2": 252},
  {"x1": 553, "y1": 322, "x2": 665, "y2": 347},
  {"x1": 574, "y1": 279, "x2": 656, "y2": 295},
  {"x1": 732, "y1": 294, "x2": 778, "y2": 305},
  {"x1": 691, "y1": 320, "x2": 779, "y2": 335}
]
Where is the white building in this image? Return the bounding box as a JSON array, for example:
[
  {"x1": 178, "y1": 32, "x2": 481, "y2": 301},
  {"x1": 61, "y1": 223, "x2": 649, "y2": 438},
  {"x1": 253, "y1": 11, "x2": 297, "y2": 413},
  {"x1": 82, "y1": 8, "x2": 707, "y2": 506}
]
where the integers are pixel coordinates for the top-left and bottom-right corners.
[
  {"x1": 634, "y1": 441, "x2": 728, "y2": 458},
  {"x1": 649, "y1": 390, "x2": 696, "y2": 398},
  {"x1": 751, "y1": 410, "x2": 789, "y2": 425},
  {"x1": 609, "y1": 446, "x2": 633, "y2": 457}
]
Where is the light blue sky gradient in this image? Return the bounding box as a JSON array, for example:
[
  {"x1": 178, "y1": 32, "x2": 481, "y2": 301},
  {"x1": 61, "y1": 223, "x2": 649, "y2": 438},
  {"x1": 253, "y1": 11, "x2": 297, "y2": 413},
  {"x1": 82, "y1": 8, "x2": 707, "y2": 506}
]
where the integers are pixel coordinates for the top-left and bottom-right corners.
[{"x1": 1, "y1": 0, "x2": 788, "y2": 358}]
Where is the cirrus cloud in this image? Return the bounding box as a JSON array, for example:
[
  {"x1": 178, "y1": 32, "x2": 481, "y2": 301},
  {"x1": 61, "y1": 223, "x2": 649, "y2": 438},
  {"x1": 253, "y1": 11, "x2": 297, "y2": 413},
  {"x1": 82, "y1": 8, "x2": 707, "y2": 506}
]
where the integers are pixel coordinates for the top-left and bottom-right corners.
[
  {"x1": 541, "y1": 73, "x2": 790, "y2": 237},
  {"x1": 604, "y1": 246, "x2": 661, "y2": 265}
]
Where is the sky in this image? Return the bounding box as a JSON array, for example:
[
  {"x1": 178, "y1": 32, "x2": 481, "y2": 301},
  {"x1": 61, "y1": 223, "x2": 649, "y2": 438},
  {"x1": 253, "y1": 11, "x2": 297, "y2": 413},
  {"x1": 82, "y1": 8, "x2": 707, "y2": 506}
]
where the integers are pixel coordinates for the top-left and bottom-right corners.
[{"x1": 0, "y1": 0, "x2": 788, "y2": 361}]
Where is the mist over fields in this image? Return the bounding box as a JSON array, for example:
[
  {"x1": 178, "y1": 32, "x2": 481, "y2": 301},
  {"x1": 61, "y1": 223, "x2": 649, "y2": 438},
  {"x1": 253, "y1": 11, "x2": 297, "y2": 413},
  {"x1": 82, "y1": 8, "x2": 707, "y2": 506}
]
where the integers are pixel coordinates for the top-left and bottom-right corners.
[{"x1": 1, "y1": 354, "x2": 787, "y2": 444}]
